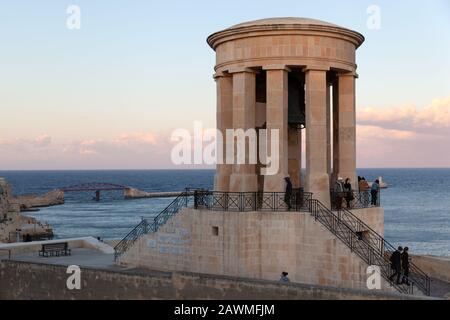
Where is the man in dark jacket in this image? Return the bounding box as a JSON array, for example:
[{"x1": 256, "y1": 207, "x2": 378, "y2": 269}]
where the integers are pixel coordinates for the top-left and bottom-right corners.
[
  {"x1": 401, "y1": 247, "x2": 410, "y2": 285},
  {"x1": 389, "y1": 246, "x2": 403, "y2": 285},
  {"x1": 284, "y1": 177, "x2": 293, "y2": 210}
]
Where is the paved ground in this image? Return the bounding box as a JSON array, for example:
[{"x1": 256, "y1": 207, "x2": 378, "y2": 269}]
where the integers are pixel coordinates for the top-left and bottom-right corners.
[
  {"x1": 10, "y1": 248, "x2": 122, "y2": 270},
  {"x1": 430, "y1": 277, "x2": 450, "y2": 298}
]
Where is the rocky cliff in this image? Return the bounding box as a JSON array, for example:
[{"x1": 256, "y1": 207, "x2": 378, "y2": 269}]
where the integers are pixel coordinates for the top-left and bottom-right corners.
[
  {"x1": 11, "y1": 190, "x2": 64, "y2": 211},
  {"x1": 0, "y1": 178, "x2": 53, "y2": 243}
]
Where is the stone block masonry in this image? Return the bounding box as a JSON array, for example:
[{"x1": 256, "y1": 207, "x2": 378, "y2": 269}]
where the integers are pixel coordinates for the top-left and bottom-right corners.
[
  {"x1": 119, "y1": 207, "x2": 394, "y2": 293},
  {"x1": 0, "y1": 260, "x2": 425, "y2": 300}
]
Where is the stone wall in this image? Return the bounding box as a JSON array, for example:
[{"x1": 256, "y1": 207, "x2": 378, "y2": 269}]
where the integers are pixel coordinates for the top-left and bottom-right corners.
[
  {"x1": 352, "y1": 207, "x2": 385, "y2": 236},
  {"x1": 0, "y1": 260, "x2": 420, "y2": 300},
  {"x1": 411, "y1": 255, "x2": 450, "y2": 283},
  {"x1": 119, "y1": 207, "x2": 394, "y2": 293}
]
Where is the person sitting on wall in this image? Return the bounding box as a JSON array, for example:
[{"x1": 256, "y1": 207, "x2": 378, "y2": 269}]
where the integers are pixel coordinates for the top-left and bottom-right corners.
[
  {"x1": 279, "y1": 271, "x2": 290, "y2": 283},
  {"x1": 389, "y1": 246, "x2": 403, "y2": 285},
  {"x1": 284, "y1": 177, "x2": 293, "y2": 211},
  {"x1": 334, "y1": 177, "x2": 345, "y2": 210}
]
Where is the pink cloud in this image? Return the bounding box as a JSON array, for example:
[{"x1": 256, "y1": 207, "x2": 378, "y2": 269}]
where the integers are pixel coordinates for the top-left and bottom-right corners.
[
  {"x1": 0, "y1": 132, "x2": 175, "y2": 170},
  {"x1": 0, "y1": 134, "x2": 52, "y2": 149},
  {"x1": 2, "y1": 95, "x2": 450, "y2": 170},
  {"x1": 357, "y1": 96, "x2": 450, "y2": 135},
  {"x1": 357, "y1": 125, "x2": 417, "y2": 141},
  {"x1": 356, "y1": 96, "x2": 450, "y2": 167},
  {"x1": 113, "y1": 132, "x2": 158, "y2": 145}
]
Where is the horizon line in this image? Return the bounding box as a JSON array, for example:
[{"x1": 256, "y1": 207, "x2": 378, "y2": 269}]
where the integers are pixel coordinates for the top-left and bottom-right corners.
[{"x1": 2, "y1": 167, "x2": 450, "y2": 172}]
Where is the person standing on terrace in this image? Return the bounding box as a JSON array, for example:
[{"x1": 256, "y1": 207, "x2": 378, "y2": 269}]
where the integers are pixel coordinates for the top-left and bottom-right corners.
[
  {"x1": 371, "y1": 179, "x2": 380, "y2": 206},
  {"x1": 284, "y1": 177, "x2": 293, "y2": 211},
  {"x1": 344, "y1": 178, "x2": 354, "y2": 209}
]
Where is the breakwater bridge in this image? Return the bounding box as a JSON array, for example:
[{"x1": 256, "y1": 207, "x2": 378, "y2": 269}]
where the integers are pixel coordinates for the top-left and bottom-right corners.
[{"x1": 59, "y1": 182, "x2": 185, "y2": 201}]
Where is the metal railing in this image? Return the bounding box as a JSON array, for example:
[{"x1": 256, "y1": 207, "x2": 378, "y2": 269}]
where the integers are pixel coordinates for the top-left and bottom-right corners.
[
  {"x1": 335, "y1": 207, "x2": 430, "y2": 295},
  {"x1": 194, "y1": 189, "x2": 312, "y2": 212},
  {"x1": 308, "y1": 200, "x2": 416, "y2": 294},
  {"x1": 114, "y1": 191, "x2": 191, "y2": 261},
  {"x1": 113, "y1": 187, "x2": 430, "y2": 296},
  {"x1": 194, "y1": 189, "x2": 429, "y2": 295},
  {"x1": 330, "y1": 190, "x2": 380, "y2": 210}
]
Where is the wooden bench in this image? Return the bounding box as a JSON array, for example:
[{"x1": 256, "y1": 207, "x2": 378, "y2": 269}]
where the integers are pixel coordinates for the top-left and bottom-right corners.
[{"x1": 39, "y1": 242, "x2": 71, "y2": 257}]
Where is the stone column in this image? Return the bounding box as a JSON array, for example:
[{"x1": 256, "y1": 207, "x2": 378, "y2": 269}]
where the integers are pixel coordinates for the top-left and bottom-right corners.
[
  {"x1": 332, "y1": 78, "x2": 339, "y2": 184},
  {"x1": 304, "y1": 67, "x2": 330, "y2": 206},
  {"x1": 263, "y1": 66, "x2": 290, "y2": 192},
  {"x1": 214, "y1": 73, "x2": 233, "y2": 191},
  {"x1": 228, "y1": 68, "x2": 258, "y2": 192},
  {"x1": 337, "y1": 72, "x2": 357, "y2": 190},
  {"x1": 326, "y1": 82, "x2": 332, "y2": 180},
  {"x1": 288, "y1": 128, "x2": 301, "y2": 188}
]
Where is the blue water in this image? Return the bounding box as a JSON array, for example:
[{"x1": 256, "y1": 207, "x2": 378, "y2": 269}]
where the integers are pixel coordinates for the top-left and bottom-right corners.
[{"x1": 0, "y1": 169, "x2": 449, "y2": 256}]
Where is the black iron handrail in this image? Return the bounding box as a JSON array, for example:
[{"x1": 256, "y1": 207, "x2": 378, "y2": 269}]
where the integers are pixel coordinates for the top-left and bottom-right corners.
[
  {"x1": 337, "y1": 207, "x2": 430, "y2": 295},
  {"x1": 307, "y1": 199, "x2": 417, "y2": 295},
  {"x1": 114, "y1": 191, "x2": 191, "y2": 261},
  {"x1": 194, "y1": 189, "x2": 312, "y2": 212},
  {"x1": 114, "y1": 189, "x2": 311, "y2": 260},
  {"x1": 330, "y1": 189, "x2": 380, "y2": 210},
  {"x1": 194, "y1": 189, "x2": 429, "y2": 295},
  {"x1": 113, "y1": 187, "x2": 430, "y2": 296}
]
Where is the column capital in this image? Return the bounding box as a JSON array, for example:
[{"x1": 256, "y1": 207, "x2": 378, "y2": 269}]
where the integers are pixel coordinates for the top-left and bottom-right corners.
[
  {"x1": 227, "y1": 67, "x2": 259, "y2": 74},
  {"x1": 302, "y1": 65, "x2": 330, "y2": 72},
  {"x1": 337, "y1": 71, "x2": 359, "y2": 79},
  {"x1": 213, "y1": 71, "x2": 231, "y2": 80},
  {"x1": 262, "y1": 65, "x2": 291, "y2": 72}
]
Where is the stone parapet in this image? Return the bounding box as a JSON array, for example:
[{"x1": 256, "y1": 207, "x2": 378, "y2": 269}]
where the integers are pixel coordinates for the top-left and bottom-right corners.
[
  {"x1": 119, "y1": 207, "x2": 392, "y2": 293},
  {"x1": 0, "y1": 260, "x2": 429, "y2": 300}
]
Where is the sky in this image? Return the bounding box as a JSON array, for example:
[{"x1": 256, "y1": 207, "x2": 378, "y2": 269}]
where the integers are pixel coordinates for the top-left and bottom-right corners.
[{"x1": 0, "y1": 0, "x2": 449, "y2": 169}]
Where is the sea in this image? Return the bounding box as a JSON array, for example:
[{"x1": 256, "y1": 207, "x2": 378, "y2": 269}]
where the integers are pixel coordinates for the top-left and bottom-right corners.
[{"x1": 0, "y1": 169, "x2": 449, "y2": 256}]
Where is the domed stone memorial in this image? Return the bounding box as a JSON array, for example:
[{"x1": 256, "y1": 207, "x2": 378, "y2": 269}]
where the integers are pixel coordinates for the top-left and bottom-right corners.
[
  {"x1": 208, "y1": 17, "x2": 364, "y2": 205},
  {"x1": 117, "y1": 18, "x2": 430, "y2": 297}
]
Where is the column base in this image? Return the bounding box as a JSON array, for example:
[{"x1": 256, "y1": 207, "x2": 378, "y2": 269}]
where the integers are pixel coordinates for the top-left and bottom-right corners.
[
  {"x1": 214, "y1": 166, "x2": 232, "y2": 192},
  {"x1": 263, "y1": 173, "x2": 288, "y2": 193},
  {"x1": 229, "y1": 173, "x2": 258, "y2": 192},
  {"x1": 214, "y1": 174, "x2": 230, "y2": 192},
  {"x1": 306, "y1": 173, "x2": 330, "y2": 208}
]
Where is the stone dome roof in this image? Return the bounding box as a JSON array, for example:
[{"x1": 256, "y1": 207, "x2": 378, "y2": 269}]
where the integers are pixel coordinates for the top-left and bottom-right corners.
[
  {"x1": 229, "y1": 17, "x2": 341, "y2": 29},
  {"x1": 207, "y1": 17, "x2": 365, "y2": 50}
]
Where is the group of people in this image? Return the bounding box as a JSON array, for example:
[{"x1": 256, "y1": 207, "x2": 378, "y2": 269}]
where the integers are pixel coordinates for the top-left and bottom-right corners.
[
  {"x1": 389, "y1": 246, "x2": 411, "y2": 285},
  {"x1": 359, "y1": 176, "x2": 380, "y2": 206},
  {"x1": 281, "y1": 177, "x2": 412, "y2": 287},
  {"x1": 333, "y1": 176, "x2": 380, "y2": 209},
  {"x1": 334, "y1": 177, "x2": 354, "y2": 209},
  {"x1": 284, "y1": 174, "x2": 381, "y2": 210},
  {"x1": 279, "y1": 246, "x2": 412, "y2": 285}
]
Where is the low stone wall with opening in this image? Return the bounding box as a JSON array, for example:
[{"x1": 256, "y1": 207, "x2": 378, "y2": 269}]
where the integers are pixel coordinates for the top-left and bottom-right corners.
[{"x1": 0, "y1": 260, "x2": 423, "y2": 300}]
